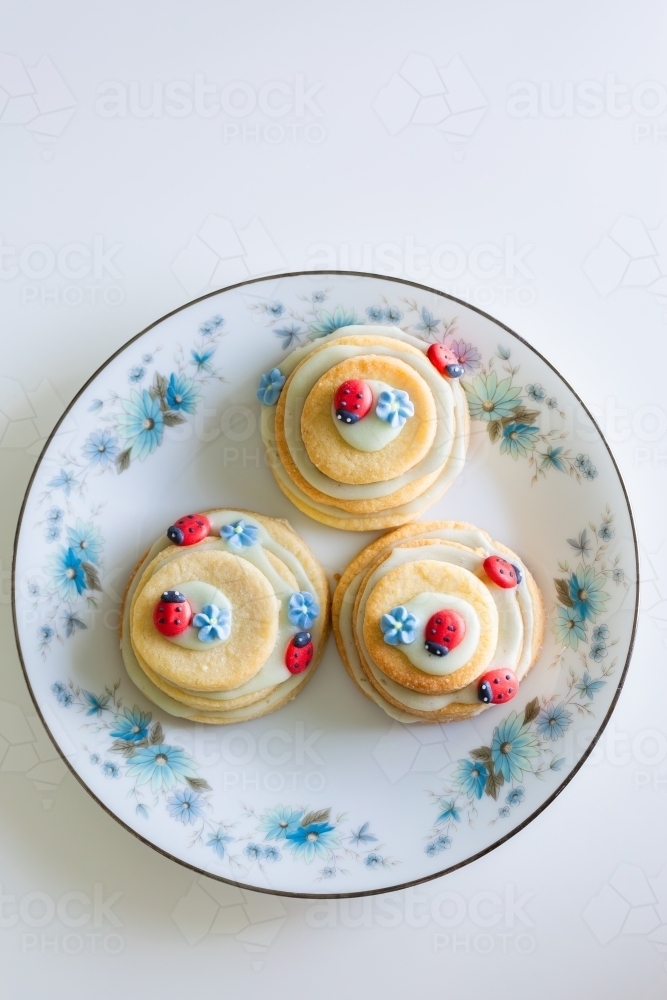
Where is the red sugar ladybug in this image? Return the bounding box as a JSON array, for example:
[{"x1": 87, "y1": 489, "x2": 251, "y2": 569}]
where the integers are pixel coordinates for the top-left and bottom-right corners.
[
  {"x1": 477, "y1": 668, "x2": 519, "y2": 704},
  {"x1": 334, "y1": 379, "x2": 373, "y2": 425},
  {"x1": 483, "y1": 555, "x2": 522, "y2": 589},
  {"x1": 153, "y1": 590, "x2": 192, "y2": 637},
  {"x1": 424, "y1": 609, "x2": 466, "y2": 657},
  {"x1": 426, "y1": 343, "x2": 464, "y2": 379},
  {"x1": 285, "y1": 631, "x2": 313, "y2": 674},
  {"x1": 167, "y1": 513, "x2": 211, "y2": 546}
]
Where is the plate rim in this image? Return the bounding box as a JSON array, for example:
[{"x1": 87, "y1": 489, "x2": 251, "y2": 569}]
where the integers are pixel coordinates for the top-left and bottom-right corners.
[{"x1": 10, "y1": 269, "x2": 640, "y2": 899}]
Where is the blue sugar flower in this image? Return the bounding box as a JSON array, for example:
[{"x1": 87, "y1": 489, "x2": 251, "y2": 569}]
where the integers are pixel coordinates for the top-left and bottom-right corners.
[
  {"x1": 589, "y1": 640, "x2": 608, "y2": 663},
  {"x1": 567, "y1": 566, "x2": 610, "y2": 621},
  {"x1": 116, "y1": 389, "x2": 164, "y2": 462},
  {"x1": 384, "y1": 306, "x2": 403, "y2": 324},
  {"x1": 126, "y1": 744, "x2": 198, "y2": 793},
  {"x1": 288, "y1": 592, "x2": 320, "y2": 629},
  {"x1": 82, "y1": 429, "x2": 119, "y2": 470},
  {"x1": 44, "y1": 524, "x2": 61, "y2": 542},
  {"x1": 309, "y1": 305, "x2": 359, "y2": 339},
  {"x1": 199, "y1": 314, "x2": 225, "y2": 336},
  {"x1": 286, "y1": 822, "x2": 339, "y2": 862},
  {"x1": 47, "y1": 468, "x2": 78, "y2": 495},
  {"x1": 491, "y1": 712, "x2": 540, "y2": 782},
  {"x1": 192, "y1": 604, "x2": 231, "y2": 642},
  {"x1": 535, "y1": 702, "x2": 572, "y2": 741},
  {"x1": 366, "y1": 305, "x2": 384, "y2": 322},
  {"x1": 553, "y1": 606, "x2": 587, "y2": 650},
  {"x1": 592, "y1": 624, "x2": 609, "y2": 642},
  {"x1": 375, "y1": 389, "x2": 415, "y2": 429},
  {"x1": 45, "y1": 506, "x2": 64, "y2": 524},
  {"x1": 500, "y1": 421, "x2": 539, "y2": 460},
  {"x1": 364, "y1": 853, "x2": 384, "y2": 869},
  {"x1": 46, "y1": 546, "x2": 86, "y2": 600},
  {"x1": 39, "y1": 625, "x2": 54, "y2": 643},
  {"x1": 256, "y1": 367, "x2": 286, "y2": 405},
  {"x1": 110, "y1": 706, "x2": 152, "y2": 743},
  {"x1": 128, "y1": 365, "x2": 146, "y2": 384},
  {"x1": 67, "y1": 518, "x2": 103, "y2": 564},
  {"x1": 207, "y1": 829, "x2": 233, "y2": 858},
  {"x1": 101, "y1": 761, "x2": 120, "y2": 779},
  {"x1": 220, "y1": 519, "x2": 259, "y2": 549},
  {"x1": 526, "y1": 383, "x2": 546, "y2": 402},
  {"x1": 258, "y1": 805, "x2": 304, "y2": 840},
  {"x1": 381, "y1": 606, "x2": 417, "y2": 646},
  {"x1": 436, "y1": 800, "x2": 461, "y2": 824},
  {"x1": 166, "y1": 373, "x2": 201, "y2": 413},
  {"x1": 168, "y1": 788, "x2": 204, "y2": 825},
  {"x1": 598, "y1": 524, "x2": 614, "y2": 541},
  {"x1": 452, "y1": 758, "x2": 488, "y2": 800},
  {"x1": 575, "y1": 670, "x2": 606, "y2": 701},
  {"x1": 263, "y1": 846, "x2": 281, "y2": 863},
  {"x1": 506, "y1": 786, "x2": 525, "y2": 806}
]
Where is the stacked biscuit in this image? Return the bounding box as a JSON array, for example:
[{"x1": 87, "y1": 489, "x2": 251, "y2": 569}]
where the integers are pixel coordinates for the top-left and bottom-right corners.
[
  {"x1": 333, "y1": 521, "x2": 545, "y2": 723},
  {"x1": 121, "y1": 510, "x2": 329, "y2": 724},
  {"x1": 259, "y1": 326, "x2": 470, "y2": 530}
]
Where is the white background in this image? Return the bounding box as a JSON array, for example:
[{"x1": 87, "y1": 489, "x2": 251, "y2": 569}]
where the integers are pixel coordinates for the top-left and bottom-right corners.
[{"x1": 1, "y1": 2, "x2": 666, "y2": 996}]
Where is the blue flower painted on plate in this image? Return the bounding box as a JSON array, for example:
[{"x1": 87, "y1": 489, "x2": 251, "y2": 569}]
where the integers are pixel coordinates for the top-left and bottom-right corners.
[
  {"x1": 82, "y1": 430, "x2": 119, "y2": 470},
  {"x1": 142, "y1": 353, "x2": 154, "y2": 364},
  {"x1": 592, "y1": 624, "x2": 609, "y2": 642},
  {"x1": 366, "y1": 305, "x2": 384, "y2": 322},
  {"x1": 589, "y1": 639, "x2": 607, "y2": 662},
  {"x1": 490, "y1": 712, "x2": 539, "y2": 782},
  {"x1": 244, "y1": 842, "x2": 263, "y2": 860},
  {"x1": 192, "y1": 604, "x2": 231, "y2": 642},
  {"x1": 128, "y1": 365, "x2": 146, "y2": 384},
  {"x1": 45, "y1": 506, "x2": 64, "y2": 524},
  {"x1": 526, "y1": 383, "x2": 546, "y2": 402},
  {"x1": 220, "y1": 519, "x2": 259, "y2": 549},
  {"x1": 288, "y1": 592, "x2": 319, "y2": 629},
  {"x1": 613, "y1": 568, "x2": 625, "y2": 583},
  {"x1": 598, "y1": 524, "x2": 614, "y2": 541},
  {"x1": 463, "y1": 372, "x2": 522, "y2": 422},
  {"x1": 436, "y1": 800, "x2": 461, "y2": 824},
  {"x1": 567, "y1": 566, "x2": 610, "y2": 621},
  {"x1": 207, "y1": 829, "x2": 233, "y2": 858},
  {"x1": 414, "y1": 307, "x2": 440, "y2": 336},
  {"x1": 540, "y1": 445, "x2": 567, "y2": 472},
  {"x1": 506, "y1": 786, "x2": 525, "y2": 806},
  {"x1": 375, "y1": 389, "x2": 414, "y2": 429},
  {"x1": 266, "y1": 301, "x2": 284, "y2": 319},
  {"x1": 44, "y1": 524, "x2": 61, "y2": 542},
  {"x1": 47, "y1": 468, "x2": 78, "y2": 495},
  {"x1": 110, "y1": 706, "x2": 152, "y2": 743},
  {"x1": 535, "y1": 703, "x2": 572, "y2": 741},
  {"x1": 263, "y1": 846, "x2": 281, "y2": 863},
  {"x1": 321, "y1": 866, "x2": 336, "y2": 878},
  {"x1": 286, "y1": 822, "x2": 339, "y2": 862},
  {"x1": 498, "y1": 806, "x2": 511, "y2": 818},
  {"x1": 67, "y1": 519, "x2": 103, "y2": 564},
  {"x1": 82, "y1": 690, "x2": 111, "y2": 716},
  {"x1": 256, "y1": 367, "x2": 286, "y2": 405},
  {"x1": 190, "y1": 347, "x2": 216, "y2": 374},
  {"x1": 258, "y1": 805, "x2": 304, "y2": 840},
  {"x1": 575, "y1": 671, "x2": 607, "y2": 700},
  {"x1": 125, "y1": 744, "x2": 198, "y2": 793},
  {"x1": 349, "y1": 822, "x2": 377, "y2": 846},
  {"x1": 500, "y1": 422, "x2": 539, "y2": 459},
  {"x1": 51, "y1": 682, "x2": 72, "y2": 706},
  {"x1": 168, "y1": 788, "x2": 204, "y2": 825},
  {"x1": 452, "y1": 759, "x2": 488, "y2": 800},
  {"x1": 102, "y1": 761, "x2": 120, "y2": 779},
  {"x1": 575, "y1": 453, "x2": 598, "y2": 480},
  {"x1": 309, "y1": 305, "x2": 359, "y2": 339},
  {"x1": 62, "y1": 610, "x2": 87, "y2": 637},
  {"x1": 274, "y1": 323, "x2": 303, "y2": 349},
  {"x1": 39, "y1": 625, "x2": 54, "y2": 643},
  {"x1": 384, "y1": 306, "x2": 403, "y2": 324},
  {"x1": 90, "y1": 754, "x2": 100, "y2": 765},
  {"x1": 46, "y1": 546, "x2": 86, "y2": 600},
  {"x1": 381, "y1": 606, "x2": 417, "y2": 646},
  {"x1": 552, "y1": 606, "x2": 586, "y2": 649},
  {"x1": 199, "y1": 315, "x2": 225, "y2": 336},
  {"x1": 116, "y1": 390, "x2": 164, "y2": 462},
  {"x1": 448, "y1": 339, "x2": 481, "y2": 374},
  {"x1": 166, "y1": 373, "x2": 201, "y2": 413},
  {"x1": 546, "y1": 397, "x2": 557, "y2": 409},
  {"x1": 364, "y1": 853, "x2": 383, "y2": 869}
]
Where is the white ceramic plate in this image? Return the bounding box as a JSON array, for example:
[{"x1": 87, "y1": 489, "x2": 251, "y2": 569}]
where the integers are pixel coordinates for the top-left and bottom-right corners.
[{"x1": 12, "y1": 272, "x2": 638, "y2": 897}]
